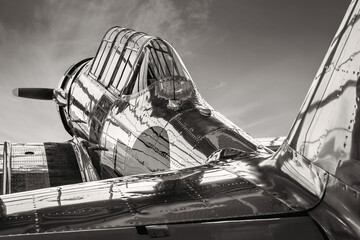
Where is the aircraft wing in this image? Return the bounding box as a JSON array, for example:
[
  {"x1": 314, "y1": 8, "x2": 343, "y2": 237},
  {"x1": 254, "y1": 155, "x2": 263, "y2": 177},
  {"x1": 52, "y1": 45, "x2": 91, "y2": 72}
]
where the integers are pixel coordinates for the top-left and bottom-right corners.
[{"x1": 0, "y1": 148, "x2": 326, "y2": 239}]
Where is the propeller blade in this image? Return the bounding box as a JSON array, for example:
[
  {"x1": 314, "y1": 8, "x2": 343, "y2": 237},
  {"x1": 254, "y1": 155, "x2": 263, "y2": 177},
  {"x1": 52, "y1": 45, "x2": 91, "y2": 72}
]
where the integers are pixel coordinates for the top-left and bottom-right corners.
[{"x1": 12, "y1": 88, "x2": 54, "y2": 100}]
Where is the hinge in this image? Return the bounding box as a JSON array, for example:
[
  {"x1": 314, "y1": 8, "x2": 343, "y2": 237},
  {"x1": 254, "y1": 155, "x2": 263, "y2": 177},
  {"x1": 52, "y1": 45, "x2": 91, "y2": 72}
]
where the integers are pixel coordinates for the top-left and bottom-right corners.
[{"x1": 136, "y1": 225, "x2": 169, "y2": 238}]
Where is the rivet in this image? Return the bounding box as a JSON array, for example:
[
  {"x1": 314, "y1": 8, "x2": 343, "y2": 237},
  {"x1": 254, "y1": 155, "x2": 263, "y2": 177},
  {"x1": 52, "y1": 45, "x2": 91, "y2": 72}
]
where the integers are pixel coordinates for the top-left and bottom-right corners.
[{"x1": 323, "y1": 173, "x2": 328, "y2": 181}]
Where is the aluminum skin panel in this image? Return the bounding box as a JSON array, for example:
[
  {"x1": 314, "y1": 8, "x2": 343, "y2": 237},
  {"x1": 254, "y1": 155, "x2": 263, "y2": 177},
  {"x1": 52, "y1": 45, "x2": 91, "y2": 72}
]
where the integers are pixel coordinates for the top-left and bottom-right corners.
[{"x1": 0, "y1": 217, "x2": 324, "y2": 240}]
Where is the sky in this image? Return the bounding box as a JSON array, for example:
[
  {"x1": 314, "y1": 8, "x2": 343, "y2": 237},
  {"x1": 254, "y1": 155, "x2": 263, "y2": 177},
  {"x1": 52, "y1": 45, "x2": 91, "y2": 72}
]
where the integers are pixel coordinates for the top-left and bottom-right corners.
[{"x1": 0, "y1": 0, "x2": 350, "y2": 143}]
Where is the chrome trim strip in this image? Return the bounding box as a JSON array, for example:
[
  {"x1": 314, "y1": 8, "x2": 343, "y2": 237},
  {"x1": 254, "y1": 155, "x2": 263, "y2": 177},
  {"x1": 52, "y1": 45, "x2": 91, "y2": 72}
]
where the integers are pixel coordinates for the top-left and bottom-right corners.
[
  {"x1": 71, "y1": 139, "x2": 87, "y2": 182},
  {"x1": 3, "y1": 141, "x2": 12, "y2": 194},
  {"x1": 71, "y1": 137, "x2": 100, "y2": 182}
]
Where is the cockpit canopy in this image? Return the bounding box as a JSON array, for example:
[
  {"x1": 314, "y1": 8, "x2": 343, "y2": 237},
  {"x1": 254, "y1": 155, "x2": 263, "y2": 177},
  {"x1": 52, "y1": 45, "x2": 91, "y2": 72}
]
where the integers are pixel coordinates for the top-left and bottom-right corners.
[{"x1": 89, "y1": 27, "x2": 193, "y2": 99}]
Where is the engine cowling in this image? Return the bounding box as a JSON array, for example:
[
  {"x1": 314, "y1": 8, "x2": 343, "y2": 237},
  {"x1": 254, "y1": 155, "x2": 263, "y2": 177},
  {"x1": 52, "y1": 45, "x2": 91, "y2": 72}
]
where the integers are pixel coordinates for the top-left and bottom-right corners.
[{"x1": 57, "y1": 58, "x2": 92, "y2": 137}]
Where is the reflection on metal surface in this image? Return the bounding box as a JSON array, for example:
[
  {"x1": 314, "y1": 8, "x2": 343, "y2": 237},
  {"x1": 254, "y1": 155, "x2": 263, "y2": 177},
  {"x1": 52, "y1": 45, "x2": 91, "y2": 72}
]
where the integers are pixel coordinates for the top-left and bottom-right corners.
[
  {"x1": 284, "y1": 1, "x2": 360, "y2": 238},
  {"x1": 255, "y1": 136, "x2": 285, "y2": 151},
  {"x1": 0, "y1": 217, "x2": 326, "y2": 239},
  {"x1": 71, "y1": 137, "x2": 100, "y2": 182},
  {"x1": 0, "y1": 139, "x2": 330, "y2": 237},
  {"x1": 288, "y1": 0, "x2": 360, "y2": 187},
  {"x1": 309, "y1": 174, "x2": 360, "y2": 239},
  {"x1": 211, "y1": 142, "x2": 327, "y2": 210},
  {"x1": 55, "y1": 26, "x2": 267, "y2": 178},
  {"x1": 53, "y1": 88, "x2": 67, "y2": 107},
  {"x1": 0, "y1": 158, "x2": 296, "y2": 235}
]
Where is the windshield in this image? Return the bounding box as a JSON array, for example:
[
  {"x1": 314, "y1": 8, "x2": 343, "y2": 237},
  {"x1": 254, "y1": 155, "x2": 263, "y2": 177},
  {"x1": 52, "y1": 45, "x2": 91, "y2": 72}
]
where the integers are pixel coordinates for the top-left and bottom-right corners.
[
  {"x1": 146, "y1": 39, "x2": 191, "y2": 83},
  {"x1": 122, "y1": 38, "x2": 193, "y2": 96}
]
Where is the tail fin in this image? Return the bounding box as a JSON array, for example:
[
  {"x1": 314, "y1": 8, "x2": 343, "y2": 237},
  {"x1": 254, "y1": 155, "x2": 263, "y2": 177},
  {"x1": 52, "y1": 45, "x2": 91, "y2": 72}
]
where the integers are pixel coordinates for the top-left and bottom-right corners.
[
  {"x1": 284, "y1": 0, "x2": 360, "y2": 238},
  {"x1": 287, "y1": 0, "x2": 359, "y2": 189}
]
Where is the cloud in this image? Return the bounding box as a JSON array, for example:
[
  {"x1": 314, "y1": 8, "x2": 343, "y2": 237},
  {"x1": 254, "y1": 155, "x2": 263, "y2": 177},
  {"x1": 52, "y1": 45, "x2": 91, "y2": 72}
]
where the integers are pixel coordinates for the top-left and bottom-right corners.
[
  {"x1": 130, "y1": 0, "x2": 184, "y2": 36},
  {"x1": 186, "y1": 0, "x2": 212, "y2": 26},
  {"x1": 129, "y1": 0, "x2": 213, "y2": 48},
  {"x1": 214, "y1": 81, "x2": 227, "y2": 89},
  {"x1": 31, "y1": 0, "x2": 213, "y2": 57}
]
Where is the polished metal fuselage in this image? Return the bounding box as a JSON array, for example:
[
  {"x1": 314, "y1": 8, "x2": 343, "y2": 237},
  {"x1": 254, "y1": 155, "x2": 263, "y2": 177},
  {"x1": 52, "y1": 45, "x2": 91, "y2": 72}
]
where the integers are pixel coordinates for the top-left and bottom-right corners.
[{"x1": 63, "y1": 60, "x2": 264, "y2": 178}]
